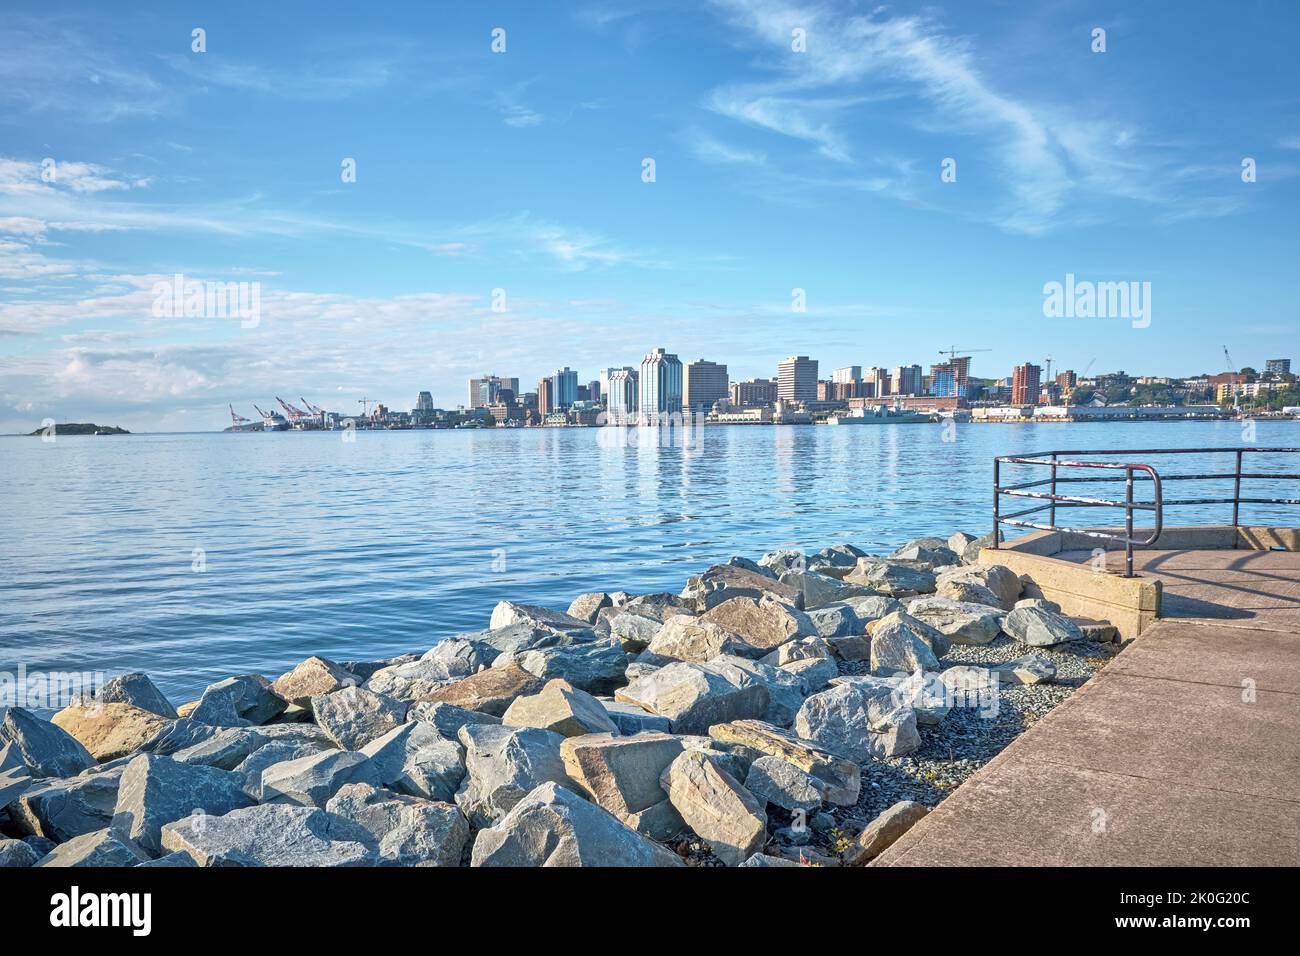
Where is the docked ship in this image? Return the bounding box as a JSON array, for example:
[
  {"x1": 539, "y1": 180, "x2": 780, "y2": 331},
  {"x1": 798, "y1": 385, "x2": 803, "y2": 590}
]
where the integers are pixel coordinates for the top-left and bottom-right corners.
[{"x1": 827, "y1": 404, "x2": 937, "y2": 425}]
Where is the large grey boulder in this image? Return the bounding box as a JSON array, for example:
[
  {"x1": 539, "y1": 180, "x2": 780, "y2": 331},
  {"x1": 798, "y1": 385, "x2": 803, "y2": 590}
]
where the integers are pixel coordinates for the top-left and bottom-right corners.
[
  {"x1": 947, "y1": 531, "x2": 977, "y2": 556},
  {"x1": 793, "y1": 684, "x2": 880, "y2": 763},
  {"x1": 271, "y1": 656, "x2": 357, "y2": 709},
  {"x1": 708, "y1": 719, "x2": 860, "y2": 806},
  {"x1": 600, "y1": 699, "x2": 672, "y2": 735},
  {"x1": 419, "y1": 637, "x2": 494, "y2": 678},
  {"x1": 0, "y1": 746, "x2": 32, "y2": 808},
  {"x1": 407, "y1": 700, "x2": 501, "y2": 739},
  {"x1": 937, "y1": 563, "x2": 1021, "y2": 610},
  {"x1": 189, "y1": 675, "x2": 287, "y2": 727},
  {"x1": 232, "y1": 738, "x2": 330, "y2": 799},
  {"x1": 845, "y1": 800, "x2": 930, "y2": 865},
  {"x1": 661, "y1": 749, "x2": 766, "y2": 866},
  {"x1": 415, "y1": 663, "x2": 544, "y2": 717},
  {"x1": 489, "y1": 601, "x2": 592, "y2": 633},
  {"x1": 811, "y1": 544, "x2": 865, "y2": 570},
  {"x1": 75, "y1": 672, "x2": 177, "y2": 719},
  {"x1": 869, "y1": 612, "x2": 942, "y2": 675},
  {"x1": 11, "y1": 767, "x2": 124, "y2": 841},
  {"x1": 161, "y1": 803, "x2": 373, "y2": 866},
  {"x1": 744, "y1": 756, "x2": 825, "y2": 813},
  {"x1": 359, "y1": 722, "x2": 465, "y2": 802},
  {"x1": 845, "y1": 559, "x2": 937, "y2": 596},
  {"x1": 471, "y1": 781, "x2": 683, "y2": 867},
  {"x1": 454, "y1": 724, "x2": 571, "y2": 827},
  {"x1": 502, "y1": 679, "x2": 619, "y2": 737},
  {"x1": 704, "y1": 655, "x2": 806, "y2": 727},
  {"x1": 961, "y1": 532, "x2": 998, "y2": 564},
  {"x1": 685, "y1": 564, "x2": 804, "y2": 611},
  {"x1": 363, "y1": 659, "x2": 457, "y2": 703},
  {"x1": 604, "y1": 610, "x2": 663, "y2": 653},
  {"x1": 325, "y1": 782, "x2": 468, "y2": 867},
  {"x1": 842, "y1": 594, "x2": 905, "y2": 621},
  {"x1": 560, "y1": 732, "x2": 684, "y2": 839},
  {"x1": 645, "y1": 617, "x2": 760, "y2": 663},
  {"x1": 807, "y1": 603, "x2": 863, "y2": 639},
  {"x1": 890, "y1": 539, "x2": 960, "y2": 567},
  {"x1": 260, "y1": 749, "x2": 380, "y2": 807},
  {"x1": 1003, "y1": 606, "x2": 1084, "y2": 647},
  {"x1": 510, "y1": 638, "x2": 628, "y2": 696},
  {"x1": 35, "y1": 828, "x2": 149, "y2": 867},
  {"x1": 0, "y1": 707, "x2": 94, "y2": 778},
  {"x1": 778, "y1": 655, "x2": 839, "y2": 694},
  {"x1": 311, "y1": 686, "x2": 407, "y2": 750},
  {"x1": 0, "y1": 838, "x2": 39, "y2": 868},
  {"x1": 779, "y1": 570, "x2": 878, "y2": 611},
  {"x1": 613, "y1": 661, "x2": 769, "y2": 736},
  {"x1": 865, "y1": 699, "x2": 921, "y2": 758},
  {"x1": 700, "y1": 595, "x2": 816, "y2": 650},
  {"x1": 758, "y1": 549, "x2": 806, "y2": 575},
  {"x1": 906, "y1": 597, "x2": 1003, "y2": 646},
  {"x1": 111, "y1": 754, "x2": 252, "y2": 854},
  {"x1": 166, "y1": 723, "x2": 329, "y2": 771}
]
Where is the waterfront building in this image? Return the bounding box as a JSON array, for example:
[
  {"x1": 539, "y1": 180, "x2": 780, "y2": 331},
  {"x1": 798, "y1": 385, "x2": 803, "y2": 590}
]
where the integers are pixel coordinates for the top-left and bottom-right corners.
[
  {"x1": 607, "y1": 367, "x2": 639, "y2": 425},
  {"x1": 588, "y1": 380, "x2": 602, "y2": 403},
  {"x1": 1012, "y1": 363, "x2": 1042, "y2": 405},
  {"x1": 1056, "y1": 370, "x2": 1077, "y2": 390},
  {"x1": 778, "y1": 356, "x2": 818, "y2": 403},
  {"x1": 639, "y1": 348, "x2": 683, "y2": 422},
  {"x1": 868, "y1": 366, "x2": 891, "y2": 398},
  {"x1": 1265, "y1": 358, "x2": 1292, "y2": 377},
  {"x1": 929, "y1": 356, "x2": 972, "y2": 397},
  {"x1": 892, "y1": 364, "x2": 924, "y2": 396},
  {"x1": 683, "y1": 359, "x2": 729, "y2": 414},
  {"x1": 537, "y1": 377, "x2": 555, "y2": 416},
  {"x1": 833, "y1": 366, "x2": 862, "y2": 384},
  {"x1": 552, "y1": 367, "x2": 579, "y2": 409},
  {"x1": 730, "y1": 378, "x2": 778, "y2": 407},
  {"x1": 468, "y1": 375, "x2": 519, "y2": 409}
]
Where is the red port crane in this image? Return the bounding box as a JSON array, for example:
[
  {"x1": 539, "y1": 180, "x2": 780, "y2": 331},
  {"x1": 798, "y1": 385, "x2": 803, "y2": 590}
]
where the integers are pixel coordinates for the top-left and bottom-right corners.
[
  {"x1": 299, "y1": 397, "x2": 325, "y2": 416},
  {"x1": 229, "y1": 404, "x2": 252, "y2": 426},
  {"x1": 275, "y1": 396, "x2": 310, "y2": 423}
]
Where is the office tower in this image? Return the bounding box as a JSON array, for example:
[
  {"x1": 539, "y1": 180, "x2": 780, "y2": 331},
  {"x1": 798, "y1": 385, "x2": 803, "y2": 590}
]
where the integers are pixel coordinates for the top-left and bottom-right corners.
[
  {"x1": 416, "y1": 391, "x2": 433, "y2": 413},
  {"x1": 730, "y1": 378, "x2": 778, "y2": 407},
  {"x1": 929, "y1": 368, "x2": 955, "y2": 397},
  {"x1": 833, "y1": 366, "x2": 862, "y2": 384},
  {"x1": 551, "y1": 367, "x2": 578, "y2": 409},
  {"x1": 607, "y1": 368, "x2": 639, "y2": 424},
  {"x1": 576, "y1": 384, "x2": 590, "y2": 402},
  {"x1": 1265, "y1": 358, "x2": 1291, "y2": 376},
  {"x1": 777, "y1": 356, "x2": 818, "y2": 402},
  {"x1": 537, "y1": 377, "x2": 554, "y2": 416},
  {"x1": 468, "y1": 375, "x2": 519, "y2": 409},
  {"x1": 639, "y1": 349, "x2": 683, "y2": 422},
  {"x1": 868, "y1": 366, "x2": 891, "y2": 398},
  {"x1": 683, "y1": 359, "x2": 729, "y2": 414},
  {"x1": 588, "y1": 380, "x2": 601, "y2": 403},
  {"x1": 892, "y1": 364, "x2": 923, "y2": 396},
  {"x1": 1056, "y1": 369, "x2": 1077, "y2": 390},
  {"x1": 1012, "y1": 363, "x2": 1042, "y2": 405}
]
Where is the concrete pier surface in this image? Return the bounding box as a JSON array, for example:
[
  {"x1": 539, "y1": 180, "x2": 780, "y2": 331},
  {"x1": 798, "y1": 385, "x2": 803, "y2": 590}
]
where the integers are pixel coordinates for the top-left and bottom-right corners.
[{"x1": 874, "y1": 548, "x2": 1300, "y2": 866}]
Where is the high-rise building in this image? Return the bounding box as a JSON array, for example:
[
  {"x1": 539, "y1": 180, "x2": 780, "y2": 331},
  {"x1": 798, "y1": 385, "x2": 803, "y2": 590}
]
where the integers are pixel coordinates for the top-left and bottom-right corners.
[
  {"x1": 1265, "y1": 358, "x2": 1291, "y2": 376},
  {"x1": 1012, "y1": 363, "x2": 1042, "y2": 405},
  {"x1": 833, "y1": 366, "x2": 862, "y2": 384},
  {"x1": 588, "y1": 380, "x2": 601, "y2": 403},
  {"x1": 892, "y1": 364, "x2": 923, "y2": 396},
  {"x1": 468, "y1": 375, "x2": 519, "y2": 409},
  {"x1": 730, "y1": 378, "x2": 778, "y2": 407},
  {"x1": 683, "y1": 359, "x2": 729, "y2": 414},
  {"x1": 1056, "y1": 369, "x2": 1077, "y2": 390},
  {"x1": 551, "y1": 367, "x2": 578, "y2": 409},
  {"x1": 929, "y1": 368, "x2": 955, "y2": 398},
  {"x1": 537, "y1": 377, "x2": 554, "y2": 416},
  {"x1": 638, "y1": 349, "x2": 683, "y2": 422},
  {"x1": 777, "y1": 356, "x2": 818, "y2": 403},
  {"x1": 607, "y1": 368, "x2": 639, "y2": 424},
  {"x1": 868, "y1": 367, "x2": 891, "y2": 398}
]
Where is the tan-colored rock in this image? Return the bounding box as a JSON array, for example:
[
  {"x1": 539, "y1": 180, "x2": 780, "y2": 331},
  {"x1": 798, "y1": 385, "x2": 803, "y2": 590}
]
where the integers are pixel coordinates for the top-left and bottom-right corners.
[
  {"x1": 415, "y1": 663, "x2": 544, "y2": 717},
  {"x1": 645, "y1": 616, "x2": 758, "y2": 663},
  {"x1": 561, "y1": 732, "x2": 685, "y2": 840},
  {"x1": 50, "y1": 703, "x2": 173, "y2": 762},
  {"x1": 176, "y1": 701, "x2": 200, "y2": 718},
  {"x1": 502, "y1": 679, "x2": 620, "y2": 737},
  {"x1": 700, "y1": 595, "x2": 816, "y2": 650},
  {"x1": 707, "y1": 719, "x2": 860, "y2": 806},
  {"x1": 845, "y1": 800, "x2": 929, "y2": 865},
  {"x1": 271, "y1": 656, "x2": 355, "y2": 708},
  {"x1": 567, "y1": 592, "x2": 612, "y2": 624},
  {"x1": 661, "y1": 749, "x2": 766, "y2": 866}
]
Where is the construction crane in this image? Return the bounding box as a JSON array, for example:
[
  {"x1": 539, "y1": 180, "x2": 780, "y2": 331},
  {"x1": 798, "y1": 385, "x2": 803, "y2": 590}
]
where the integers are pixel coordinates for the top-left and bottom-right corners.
[
  {"x1": 228, "y1": 404, "x2": 252, "y2": 426},
  {"x1": 1223, "y1": 346, "x2": 1235, "y2": 373},
  {"x1": 938, "y1": 346, "x2": 992, "y2": 363},
  {"x1": 357, "y1": 397, "x2": 375, "y2": 417}
]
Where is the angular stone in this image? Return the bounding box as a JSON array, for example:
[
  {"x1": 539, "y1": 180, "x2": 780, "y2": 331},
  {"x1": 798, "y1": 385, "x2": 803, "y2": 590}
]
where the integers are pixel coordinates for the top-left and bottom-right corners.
[
  {"x1": 512, "y1": 638, "x2": 628, "y2": 695},
  {"x1": 779, "y1": 656, "x2": 839, "y2": 693},
  {"x1": 646, "y1": 616, "x2": 760, "y2": 663},
  {"x1": 761, "y1": 635, "x2": 834, "y2": 666},
  {"x1": 325, "y1": 782, "x2": 468, "y2": 867},
  {"x1": 454, "y1": 723, "x2": 571, "y2": 827},
  {"x1": 744, "y1": 755, "x2": 825, "y2": 813},
  {"x1": 360, "y1": 660, "x2": 453, "y2": 703},
  {"x1": 359, "y1": 721, "x2": 465, "y2": 801},
  {"x1": 705, "y1": 655, "x2": 806, "y2": 727},
  {"x1": 994, "y1": 654, "x2": 1058, "y2": 685},
  {"x1": 686, "y1": 564, "x2": 804, "y2": 611},
  {"x1": 962, "y1": 532, "x2": 997, "y2": 564},
  {"x1": 700, "y1": 595, "x2": 816, "y2": 650},
  {"x1": 407, "y1": 700, "x2": 501, "y2": 738},
  {"x1": 471, "y1": 781, "x2": 683, "y2": 867},
  {"x1": 161, "y1": 803, "x2": 373, "y2": 867},
  {"x1": 811, "y1": 543, "x2": 865, "y2": 569},
  {"x1": 890, "y1": 539, "x2": 960, "y2": 567},
  {"x1": 561, "y1": 731, "x2": 684, "y2": 838},
  {"x1": 0, "y1": 707, "x2": 94, "y2": 778},
  {"x1": 906, "y1": 597, "x2": 1004, "y2": 646},
  {"x1": 1004, "y1": 605, "x2": 1084, "y2": 647},
  {"x1": 758, "y1": 549, "x2": 806, "y2": 575},
  {"x1": 490, "y1": 601, "x2": 591, "y2": 633},
  {"x1": 793, "y1": 684, "x2": 879, "y2": 763},
  {"x1": 808, "y1": 604, "x2": 863, "y2": 639},
  {"x1": 35, "y1": 827, "x2": 148, "y2": 867},
  {"x1": 232, "y1": 738, "x2": 329, "y2": 799},
  {"x1": 598, "y1": 699, "x2": 670, "y2": 735},
  {"x1": 845, "y1": 559, "x2": 936, "y2": 596},
  {"x1": 75, "y1": 672, "x2": 177, "y2": 719},
  {"x1": 613, "y1": 661, "x2": 768, "y2": 736},
  {"x1": 708, "y1": 720, "x2": 860, "y2": 806},
  {"x1": 780, "y1": 570, "x2": 878, "y2": 611},
  {"x1": 0, "y1": 838, "x2": 39, "y2": 867},
  {"x1": 865, "y1": 700, "x2": 920, "y2": 757},
  {"x1": 1016, "y1": 597, "x2": 1062, "y2": 613},
  {"x1": 890, "y1": 671, "x2": 952, "y2": 725},
  {"x1": 937, "y1": 563, "x2": 1021, "y2": 610},
  {"x1": 270, "y1": 656, "x2": 357, "y2": 709},
  {"x1": 1076, "y1": 618, "x2": 1118, "y2": 643},
  {"x1": 662, "y1": 749, "x2": 766, "y2": 866},
  {"x1": 11, "y1": 767, "x2": 123, "y2": 841},
  {"x1": 936, "y1": 578, "x2": 1003, "y2": 609},
  {"x1": 415, "y1": 663, "x2": 544, "y2": 717},
  {"x1": 845, "y1": 800, "x2": 930, "y2": 865},
  {"x1": 869, "y1": 612, "x2": 942, "y2": 675},
  {"x1": 111, "y1": 753, "x2": 252, "y2": 854},
  {"x1": 825, "y1": 634, "x2": 871, "y2": 661},
  {"x1": 947, "y1": 531, "x2": 977, "y2": 555},
  {"x1": 51, "y1": 702, "x2": 173, "y2": 763},
  {"x1": 740, "y1": 852, "x2": 803, "y2": 867},
  {"x1": 311, "y1": 686, "x2": 407, "y2": 750},
  {"x1": 420, "y1": 637, "x2": 495, "y2": 677},
  {"x1": 190, "y1": 675, "x2": 286, "y2": 727},
  {"x1": 842, "y1": 594, "x2": 905, "y2": 621},
  {"x1": 567, "y1": 592, "x2": 613, "y2": 624},
  {"x1": 502, "y1": 679, "x2": 619, "y2": 737},
  {"x1": 604, "y1": 610, "x2": 663, "y2": 652},
  {"x1": 260, "y1": 749, "x2": 380, "y2": 807},
  {"x1": 0, "y1": 742, "x2": 33, "y2": 807}
]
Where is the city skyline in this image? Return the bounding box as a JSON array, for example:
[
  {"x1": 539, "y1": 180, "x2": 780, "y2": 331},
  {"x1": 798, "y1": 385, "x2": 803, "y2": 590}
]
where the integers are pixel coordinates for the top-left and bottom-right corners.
[{"x1": 1, "y1": 1, "x2": 1297, "y2": 432}]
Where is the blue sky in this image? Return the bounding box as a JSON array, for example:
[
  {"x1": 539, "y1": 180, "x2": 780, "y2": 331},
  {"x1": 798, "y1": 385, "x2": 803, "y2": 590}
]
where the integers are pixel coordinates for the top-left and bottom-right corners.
[{"x1": 1, "y1": 0, "x2": 1297, "y2": 431}]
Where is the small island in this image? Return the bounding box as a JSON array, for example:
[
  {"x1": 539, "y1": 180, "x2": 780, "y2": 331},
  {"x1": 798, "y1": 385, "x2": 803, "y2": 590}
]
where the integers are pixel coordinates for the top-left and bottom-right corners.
[{"x1": 26, "y1": 423, "x2": 130, "y2": 436}]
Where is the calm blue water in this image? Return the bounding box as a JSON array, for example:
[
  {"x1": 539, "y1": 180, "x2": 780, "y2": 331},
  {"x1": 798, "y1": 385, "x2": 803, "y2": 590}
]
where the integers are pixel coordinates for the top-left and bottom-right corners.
[{"x1": 3, "y1": 419, "x2": 1298, "y2": 701}]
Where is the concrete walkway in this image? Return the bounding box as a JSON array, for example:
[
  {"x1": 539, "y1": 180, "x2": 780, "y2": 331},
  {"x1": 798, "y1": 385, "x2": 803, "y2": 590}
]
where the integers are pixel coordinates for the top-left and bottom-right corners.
[{"x1": 874, "y1": 549, "x2": 1300, "y2": 866}]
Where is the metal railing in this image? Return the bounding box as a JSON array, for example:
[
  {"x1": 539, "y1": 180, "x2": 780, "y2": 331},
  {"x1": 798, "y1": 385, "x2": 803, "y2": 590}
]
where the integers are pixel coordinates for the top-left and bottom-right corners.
[{"x1": 993, "y1": 447, "x2": 1300, "y2": 576}]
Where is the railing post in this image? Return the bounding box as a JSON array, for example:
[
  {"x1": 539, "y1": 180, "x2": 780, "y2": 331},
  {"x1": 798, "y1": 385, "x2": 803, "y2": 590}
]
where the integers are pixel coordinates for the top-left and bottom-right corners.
[
  {"x1": 1232, "y1": 449, "x2": 1243, "y2": 532},
  {"x1": 992, "y1": 458, "x2": 1001, "y2": 548},
  {"x1": 1124, "y1": 465, "x2": 1135, "y2": 578},
  {"x1": 1049, "y1": 453, "x2": 1058, "y2": 530}
]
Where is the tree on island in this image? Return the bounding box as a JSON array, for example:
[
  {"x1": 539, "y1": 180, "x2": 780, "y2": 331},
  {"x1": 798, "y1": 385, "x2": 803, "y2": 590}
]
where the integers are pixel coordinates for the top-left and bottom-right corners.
[{"x1": 25, "y1": 423, "x2": 130, "y2": 436}]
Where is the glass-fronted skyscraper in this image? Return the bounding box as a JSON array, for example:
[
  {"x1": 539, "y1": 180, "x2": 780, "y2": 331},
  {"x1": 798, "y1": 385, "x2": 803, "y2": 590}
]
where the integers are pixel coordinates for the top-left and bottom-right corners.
[{"x1": 638, "y1": 348, "x2": 682, "y2": 423}]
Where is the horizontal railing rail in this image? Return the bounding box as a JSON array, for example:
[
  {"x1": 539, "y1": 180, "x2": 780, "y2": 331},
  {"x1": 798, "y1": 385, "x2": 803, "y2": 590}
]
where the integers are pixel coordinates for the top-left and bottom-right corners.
[{"x1": 993, "y1": 447, "x2": 1300, "y2": 577}]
